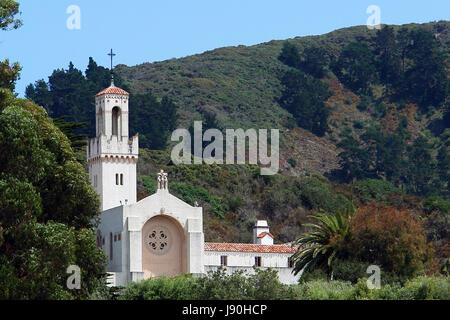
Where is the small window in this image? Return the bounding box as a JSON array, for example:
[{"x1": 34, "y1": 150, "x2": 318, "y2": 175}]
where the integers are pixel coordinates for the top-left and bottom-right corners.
[
  {"x1": 114, "y1": 234, "x2": 117, "y2": 242},
  {"x1": 120, "y1": 174, "x2": 123, "y2": 185},
  {"x1": 255, "y1": 256, "x2": 262, "y2": 267},
  {"x1": 115, "y1": 174, "x2": 119, "y2": 185},
  {"x1": 118, "y1": 234, "x2": 121, "y2": 241},
  {"x1": 102, "y1": 237, "x2": 105, "y2": 246},
  {"x1": 220, "y1": 256, "x2": 228, "y2": 266}
]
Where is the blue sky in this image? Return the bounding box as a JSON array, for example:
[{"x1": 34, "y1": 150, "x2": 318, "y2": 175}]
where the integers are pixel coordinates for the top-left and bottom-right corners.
[{"x1": 1, "y1": 0, "x2": 449, "y2": 97}]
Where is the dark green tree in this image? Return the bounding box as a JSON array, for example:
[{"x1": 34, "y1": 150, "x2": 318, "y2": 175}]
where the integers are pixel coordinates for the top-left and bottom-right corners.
[
  {"x1": 26, "y1": 58, "x2": 129, "y2": 137},
  {"x1": 374, "y1": 26, "x2": 402, "y2": 93},
  {"x1": 436, "y1": 146, "x2": 449, "y2": 196},
  {"x1": 52, "y1": 116, "x2": 88, "y2": 152},
  {"x1": 25, "y1": 79, "x2": 53, "y2": 107},
  {"x1": 332, "y1": 42, "x2": 377, "y2": 94},
  {"x1": 188, "y1": 110, "x2": 222, "y2": 158},
  {"x1": 0, "y1": 0, "x2": 22, "y2": 30},
  {"x1": 279, "y1": 69, "x2": 331, "y2": 136},
  {"x1": 300, "y1": 45, "x2": 328, "y2": 78},
  {"x1": 336, "y1": 135, "x2": 372, "y2": 182},
  {"x1": 0, "y1": 91, "x2": 106, "y2": 299},
  {"x1": 406, "y1": 136, "x2": 436, "y2": 196},
  {"x1": 362, "y1": 125, "x2": 407, "y2": 185},
  {"x1": 0, "y1": 59, "x2": 21, "y2": 92},
  {"x1": 278, "y1": 41, "x2": 301, "y2": 69},
  {"x1": 404, "y1": 29, "x2": 448, "y2": 111},
  {"x1": 129, "y1": 93, "x2": 178, "y2": 150}
]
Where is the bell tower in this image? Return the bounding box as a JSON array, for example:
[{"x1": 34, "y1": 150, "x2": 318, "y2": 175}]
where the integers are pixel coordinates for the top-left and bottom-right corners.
[{"x1": 87, "y1": 50, "x2": 139, "y2": 211}]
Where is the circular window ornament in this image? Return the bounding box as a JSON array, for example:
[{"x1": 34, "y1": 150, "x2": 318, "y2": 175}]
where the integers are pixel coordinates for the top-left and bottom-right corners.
[{"x1": 145, "y1": 225, "x2": 171, "y2": 255}]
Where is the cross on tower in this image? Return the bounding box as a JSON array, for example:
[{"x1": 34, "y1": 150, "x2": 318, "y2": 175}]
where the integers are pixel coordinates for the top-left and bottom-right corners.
[
  {"x1": 108, "y1": 49, "x2": 116, "y2": 71},
  {"x1": 108, "y1": 49, "x2": 116, "y2": 86}
]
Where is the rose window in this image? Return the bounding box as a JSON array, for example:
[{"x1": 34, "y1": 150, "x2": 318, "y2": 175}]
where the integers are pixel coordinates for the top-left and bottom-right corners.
[{"x1": 146, "y1": 225, "x2": 171, "y2": 255}]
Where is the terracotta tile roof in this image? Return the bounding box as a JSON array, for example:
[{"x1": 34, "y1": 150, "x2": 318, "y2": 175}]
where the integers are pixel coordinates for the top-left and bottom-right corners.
[
  {"x1": 95, "y1": 86, "x2": 129, "y2": 97},
  {"x1": 204, "y1": 242, "x2": 298, "y2": 254},
  {"x1": 257, "y1": 231, "x2": 274, "y2": 239}
]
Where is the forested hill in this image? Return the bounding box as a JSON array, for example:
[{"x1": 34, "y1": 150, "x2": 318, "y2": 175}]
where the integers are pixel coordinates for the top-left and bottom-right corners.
[
  {"x1": 115, "y1": 21, "x2": 449, "y2": 180},
  {"x1": 115, "y1": 21, "x2": 449, "y2": 129},
  {"x1": 27, "y1": 20, "x2": 449, "y2": 190}
]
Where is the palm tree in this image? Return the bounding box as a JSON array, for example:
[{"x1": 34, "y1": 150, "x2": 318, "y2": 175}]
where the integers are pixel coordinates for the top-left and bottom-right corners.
[{"x1": 291, "y1": 208, "x2": 352, "y2": 279}]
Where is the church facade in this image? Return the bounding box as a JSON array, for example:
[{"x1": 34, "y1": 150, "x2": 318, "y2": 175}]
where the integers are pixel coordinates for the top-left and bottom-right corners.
[{"x1": 88, "y1": 82, "x2": 301, "y2": 287}]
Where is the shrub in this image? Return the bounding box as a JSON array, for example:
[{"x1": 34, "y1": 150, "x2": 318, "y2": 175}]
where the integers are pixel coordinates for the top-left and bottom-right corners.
[
  {"x1": 424, "y1": 196, "x2": 450, "y2": 215},
  {"x1": 120, "y1": 267, "x2": 295, "y2": 300},
  {"x1": 354, "y1": 179, "x2": 399, "y2": 202},
  {"x1": 332, "y1": 259, "x2": 369, "y2": 284},
  {"x1": 346, "y1": 204, "x2": 436, "y2": 283},
  {"x1": 119, "y1": 274, "x2": 197, "y2": 300},
  {"x1": 298, "y1": 267, "x2": 329, "y2": 283},
  {"x1": 226, "y1": 196, "x2": 243, "y2": 212},
  {"x1": 300, "y1": 177, "x2": 352, "y2": 213},
  {"x1": 373, "y1": 104, "x2": 387, "y2": 118},
  {"x1": 247, "y1": 268, "x2": 294, "y2": 300},
  {"x1": 353, "y1": 121, "x2": 364, "y2": 129},
  {"x1": 293, "y1": 280, "x2": 354, "y2": 300},
  {"x1": 287, "y1": 158, "x2": 297, "y2": 168},
  {"x1": 119, "y1": 272, "x2": 449, "y2": 300},
  {"x1": 400, "y1": 276, "x2": 450, "y2": 300},
  {"x1": 170, "y1": 182, "x2": 228, "y2": 218},
  {"x1": 141, "y1": 174, "x2": 157, "y2": 194},
  {"x1": 357, "y1": 98, "x2": 369, "y2": 111}
]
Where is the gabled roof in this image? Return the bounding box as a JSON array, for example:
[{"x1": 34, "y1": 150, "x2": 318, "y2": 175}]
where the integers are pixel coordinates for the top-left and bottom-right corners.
[
  {"x1": 204, "y1": 242, "x2": 298, "y2": 254},
  {"x1": 95, "y1": 86, "x2": 129, "y2": 97},
  {"x1": 257, "y1": 231, "x2": 274, "y2": 239}
]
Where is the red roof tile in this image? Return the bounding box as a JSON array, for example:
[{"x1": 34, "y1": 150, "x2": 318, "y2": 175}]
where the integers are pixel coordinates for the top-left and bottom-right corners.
[
  {"x1": 204, "y1": 242, "x2": 298, "y2": 254},
  {"x1": 95, "y1": 86, "x2": 129, "y2": 97},
  {"x1": 257, "y1": 231, "x2": 274, "y2": 239}
]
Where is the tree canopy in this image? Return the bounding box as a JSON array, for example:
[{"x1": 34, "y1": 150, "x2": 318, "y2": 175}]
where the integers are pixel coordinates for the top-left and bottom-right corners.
[
  {"x1": 26, "y1": 58, "x2": 179, "y2": 149},
  {"x1": 278, "y1": 43, "x2": 331, "y2": 137}
]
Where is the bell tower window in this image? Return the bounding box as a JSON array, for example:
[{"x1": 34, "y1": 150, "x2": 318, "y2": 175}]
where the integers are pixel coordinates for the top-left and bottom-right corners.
[
  {"x1": 112, "y1": 106, "x2": 121, "y2": 136},
  {"x1": 97, "y1": 107, "x2": 103, "y2": 134}
]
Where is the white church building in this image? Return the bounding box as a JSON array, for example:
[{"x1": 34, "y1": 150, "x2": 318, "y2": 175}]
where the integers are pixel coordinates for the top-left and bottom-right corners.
[{"x1": 87, "y1": 80, "x2": 301, "y2": 287}]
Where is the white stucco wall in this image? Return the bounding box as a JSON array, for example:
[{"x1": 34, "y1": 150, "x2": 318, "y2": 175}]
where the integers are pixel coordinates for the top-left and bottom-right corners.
[
  {"x1": 204, "y1": 250, "x2": 289, "y2": 268},
  {"x1": 203, "y1": 250, "x2": 300, "y2": 285},
  {"x1": 203, "y1": 265, "x2": 301, "y2": 285},
  {"x1": 97, "y1": 205, "x2": 124, "y2": 273}
]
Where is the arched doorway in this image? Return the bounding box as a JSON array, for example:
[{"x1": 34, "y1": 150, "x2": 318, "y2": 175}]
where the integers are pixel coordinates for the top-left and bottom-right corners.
[{"x1": 142, "y1": 215, "x2": 186, "y2": 278}]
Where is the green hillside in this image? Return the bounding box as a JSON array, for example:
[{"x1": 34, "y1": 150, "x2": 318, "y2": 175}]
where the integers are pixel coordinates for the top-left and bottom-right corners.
[
  {"x1": 112, "y1": 21, "x2": 449, "y2": 176},
  {"x1": 115, "y1": 21, "x2": 449, "y2": 129}
]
